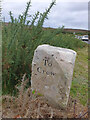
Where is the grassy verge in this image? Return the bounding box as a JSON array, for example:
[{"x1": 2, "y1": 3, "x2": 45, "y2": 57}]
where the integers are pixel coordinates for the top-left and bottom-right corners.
[{"x1": 70, "y1": 45, "x2": 88, "y2": 106}]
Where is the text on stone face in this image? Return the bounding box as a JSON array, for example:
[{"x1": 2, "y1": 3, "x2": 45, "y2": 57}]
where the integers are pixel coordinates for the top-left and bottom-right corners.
[{"x1": 37, "y1": 58, "x2": 56, "y2": 76}]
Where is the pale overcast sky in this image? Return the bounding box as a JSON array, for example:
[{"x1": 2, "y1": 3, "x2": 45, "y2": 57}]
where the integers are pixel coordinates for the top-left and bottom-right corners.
[{"x1": 2, "y1": 0, "x2": 89, "y2": 30}]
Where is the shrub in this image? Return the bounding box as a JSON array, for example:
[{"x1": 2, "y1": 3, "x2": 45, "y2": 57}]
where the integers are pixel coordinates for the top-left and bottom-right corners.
[
  {"x1": 2, "y1": 0, "x2": 86, "y2": 95},
  {"x1": 2, "y1": 0, "x2": 57, "y2": 95}
]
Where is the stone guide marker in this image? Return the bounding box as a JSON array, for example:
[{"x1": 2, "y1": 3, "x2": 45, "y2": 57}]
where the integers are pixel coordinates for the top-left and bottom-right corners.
[{"x1": 31, "y1": 44, "x2": 77, "y2": 109}]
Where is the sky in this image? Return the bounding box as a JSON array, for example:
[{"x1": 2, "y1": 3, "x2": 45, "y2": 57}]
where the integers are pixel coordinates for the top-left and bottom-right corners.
[{"x1": 2, "y1": 0, "x2": 89, "y2": 30}]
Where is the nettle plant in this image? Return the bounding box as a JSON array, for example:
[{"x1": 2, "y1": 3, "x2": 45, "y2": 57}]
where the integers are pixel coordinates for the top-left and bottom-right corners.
[{"x1": 2, "y1": 0, "x2": 62, "y2": 95}]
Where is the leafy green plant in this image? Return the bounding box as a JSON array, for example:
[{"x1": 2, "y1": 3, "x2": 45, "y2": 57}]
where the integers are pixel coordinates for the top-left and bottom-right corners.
[{"x1": 32, "y1": 90, "x2": 35, "y2": 94}]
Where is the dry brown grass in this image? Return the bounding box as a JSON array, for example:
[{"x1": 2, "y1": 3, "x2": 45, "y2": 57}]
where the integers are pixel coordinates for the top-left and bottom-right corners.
[{"x1": 2, "y1": 74, "x2": 88, "y2": 119}]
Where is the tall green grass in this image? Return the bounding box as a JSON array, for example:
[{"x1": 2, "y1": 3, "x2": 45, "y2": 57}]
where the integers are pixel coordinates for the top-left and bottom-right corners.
[{"x1": 2, "y1": 0, "x2": 86, "y2": 95}]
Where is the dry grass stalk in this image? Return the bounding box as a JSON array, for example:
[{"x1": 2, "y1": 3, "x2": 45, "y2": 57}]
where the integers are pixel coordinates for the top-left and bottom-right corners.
[
  {"x1": 50, "y1": 107, "x2": 54, "y2": 118},
  {"x1": 2, "y1": 74, "x2": 88, "y2": 118}
]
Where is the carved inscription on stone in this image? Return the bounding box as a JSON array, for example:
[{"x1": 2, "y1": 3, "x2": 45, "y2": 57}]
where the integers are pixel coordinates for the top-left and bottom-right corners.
[{"x1": 37, "y1": 57, "x2": 56, "y2": 76}]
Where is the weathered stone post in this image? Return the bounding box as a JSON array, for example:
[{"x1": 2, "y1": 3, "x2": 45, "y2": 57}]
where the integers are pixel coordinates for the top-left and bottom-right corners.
[{"x1": 31, "y1": 44, "x2": 77, "y2": 109}]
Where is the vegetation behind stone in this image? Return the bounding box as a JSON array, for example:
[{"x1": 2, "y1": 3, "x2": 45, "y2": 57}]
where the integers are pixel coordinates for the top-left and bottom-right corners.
[{"x1": 2, "y1": 0, "x2": 87, "y2": 99}]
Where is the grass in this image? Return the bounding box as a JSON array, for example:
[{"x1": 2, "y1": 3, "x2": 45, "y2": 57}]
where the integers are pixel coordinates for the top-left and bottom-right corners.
[{"x1": 70, "y1": 45, "x2": 88, "y2": 106}]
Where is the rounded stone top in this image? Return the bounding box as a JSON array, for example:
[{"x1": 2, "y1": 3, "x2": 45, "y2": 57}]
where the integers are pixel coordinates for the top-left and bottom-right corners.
[{"x1": 37, "y1": 44, "x2": 76, "y2": 55}]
